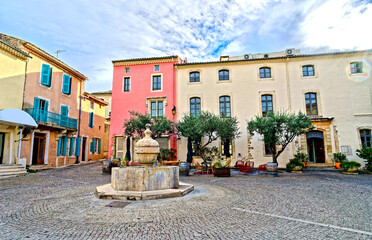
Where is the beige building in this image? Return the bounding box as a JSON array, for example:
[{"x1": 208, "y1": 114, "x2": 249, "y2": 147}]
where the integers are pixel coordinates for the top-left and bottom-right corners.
[{"x1": 175, "y1": 49, "x2": 372, "y2": 168}]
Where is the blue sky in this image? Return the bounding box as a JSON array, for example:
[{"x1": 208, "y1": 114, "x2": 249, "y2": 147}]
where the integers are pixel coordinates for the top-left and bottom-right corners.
[{"x1": 1, "y1": 0, "x2": 371, "y2": 92}]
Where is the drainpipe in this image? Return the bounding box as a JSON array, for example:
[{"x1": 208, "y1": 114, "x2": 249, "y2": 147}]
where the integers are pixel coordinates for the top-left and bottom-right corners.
[
  {"x1": 75, "y1": 82, "x2": 82, "y2": 164},
  {"x1": 17, "y1": 127, "x2": 23, "y2": 159}
]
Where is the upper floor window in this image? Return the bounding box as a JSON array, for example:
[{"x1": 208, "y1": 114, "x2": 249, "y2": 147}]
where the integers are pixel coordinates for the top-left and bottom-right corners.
[
  {"x1": 261, "y1": 95, "x2": 273, "y2": 116},
  {"x1": 154, "y1": 65, "x2": 160, "y2": 72},
  {"x1": 305, "y1": 93, "x2": 318, "y2": 116},
  {"x1": 90, "y1": 101, "x2": 94, "y2": 109},
  {"x1": 189, "y1": 72, "x2": 200, "y2": 82},
  {"x1": 360, "y1": 129, "x2": 371, "y2": 147},
  {"x1": 152, "y1": 76, "x2": 161, "y2": 91},
  {"x1": 190, "y1": 97, "x2": 201, "y2": 117},
  {"x1": 150, "y1": 101, "x2": 163, "y2": 117},
  {"x1": 302, "y1": 65, "x2": 315, "y2": 77},
  {"x1": 350, "y1": 61, "x2": 363, "y2": 74},
  {"x1": 123, "y1": 77, "x2": 130, "y2": 92},
  {"x1": 259, "y1": 67, "x2": 271, "y2": 78},
  {"x1": 89, "y1": 112, "x2": 94, "y2": 128},
  {"x1": 125, "y1": 67, "x2": 130, "y2": 73},
  {"x1": 219, "y1": 70, "x2": 229, "y2": 81},
  {"x1": 41, "y1": 63, "x2": 53, "y2": 87},
  {"x1": 33, "y1": 97, "x2": 49, "y2": 122},
  {"x1": 219, "y1": 96, "x2": 231, "y2": 118},
  {"x1": 62, "y1": 74, "x2": 72, "y2": 95}
]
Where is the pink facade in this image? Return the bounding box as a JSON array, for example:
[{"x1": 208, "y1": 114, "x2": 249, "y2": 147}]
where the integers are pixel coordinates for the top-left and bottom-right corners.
[{"x1": 109, "y1": 56, "x2": 181, "y2": 159}]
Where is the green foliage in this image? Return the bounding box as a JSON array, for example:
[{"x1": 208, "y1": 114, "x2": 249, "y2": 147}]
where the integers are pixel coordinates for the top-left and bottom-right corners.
[
  {"x1": 159, "y1": 148, "x2": 177, "y2": 161},
  {"x1": 214, "y1": 160, "x2": 223, "y2": 169},
  {"x1": 177, "y1": 111, "x2": 241, "y2": 161},
  {"x1": 123, "y1": 111, "x2": 175, "y2": 139},
  {"x1": 332, "y1": 153, "x2": 347, "y2": 163},
  {"x1": 199, "y1": 147, "x2": 219, "y2": 162},
  {"x1": 294, "y1": 152, "x2": 309, "y2": 162},
  {"x1": 286, "y1": 158, "x2": 304, "y2": 172},
  {"x1": 247, "y1": 111, "x2": 313, "y2": 163},
  {"x1": 26, "y1": 165, "x2": 37, "y2": 173},
  {"x1": 341, "y1": 161, "x2": 361, "y2": 171},
  {"x1": 356, "y1": 145, "x2": 372, "y2": 171}
]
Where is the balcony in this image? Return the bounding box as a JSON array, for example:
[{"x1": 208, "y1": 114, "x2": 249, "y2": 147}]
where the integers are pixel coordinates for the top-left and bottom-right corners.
[{"x1": 26, "y1": 108, "x2": 78, "y2": 129}]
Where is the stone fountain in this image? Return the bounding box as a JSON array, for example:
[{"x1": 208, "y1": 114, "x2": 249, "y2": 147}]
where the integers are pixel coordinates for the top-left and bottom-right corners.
[{"x1": 95, "y1": 124, "x2": 193, "y2": 200}]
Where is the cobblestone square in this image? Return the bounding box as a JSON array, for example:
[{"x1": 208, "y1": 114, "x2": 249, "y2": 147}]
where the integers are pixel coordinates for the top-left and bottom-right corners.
[{"x1": 0, "y1": 163, "x2": 371, "y2": 239}]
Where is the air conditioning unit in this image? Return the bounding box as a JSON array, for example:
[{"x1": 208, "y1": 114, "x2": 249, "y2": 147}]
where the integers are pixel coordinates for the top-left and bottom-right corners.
[
  {"x1": 244, "y1": 54, "x2": 252, "y2": 60},
  {"x1": 264, "y1": 54, "x2": 269, "y2": 58},
  {"x1": 286, "y1": 48, "x2": 295, "y2": 56}
]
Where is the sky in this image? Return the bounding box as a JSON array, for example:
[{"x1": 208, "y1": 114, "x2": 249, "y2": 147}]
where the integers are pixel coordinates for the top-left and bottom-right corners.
[{"x1": 1, "y1": 0, "x2": 371, "y2": 92}]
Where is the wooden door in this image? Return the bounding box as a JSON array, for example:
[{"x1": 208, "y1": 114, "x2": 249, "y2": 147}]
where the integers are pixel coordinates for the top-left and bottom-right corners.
[
  {"x1": 82, "y1": 137, "x2": 87, "y2": 162},
  {"x1": 32, "y1": 134, "x2": 46, "y2": 165},
  {"x1": 314, "y1": 139, "x2": 325, "y2": 163}
]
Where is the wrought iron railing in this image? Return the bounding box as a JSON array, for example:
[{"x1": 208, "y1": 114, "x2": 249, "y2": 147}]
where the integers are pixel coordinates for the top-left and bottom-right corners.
[{"x1": 26, "y1": 108, "x2": 78, "y2": 129}]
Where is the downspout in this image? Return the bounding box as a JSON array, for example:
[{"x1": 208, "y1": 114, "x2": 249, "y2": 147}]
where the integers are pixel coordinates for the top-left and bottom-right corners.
[{"x1": 75, "y1": 81, "x2": 82, "y2": 164}]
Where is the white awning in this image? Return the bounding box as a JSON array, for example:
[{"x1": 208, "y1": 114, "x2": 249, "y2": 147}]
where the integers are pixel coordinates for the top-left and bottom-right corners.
[{"x1": 0, "y1": 108, "x2": 38, "y2": 128}]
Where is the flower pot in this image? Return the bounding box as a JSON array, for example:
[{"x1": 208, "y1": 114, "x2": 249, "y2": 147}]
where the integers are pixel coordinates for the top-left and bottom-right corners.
[
  {"x1": 342, "y1": 166, "x2": 358, "y2": 174},
  {"x1": 302, "y1": 162, "x2": 307, "y2": 168},
  {"x1": 335, "y1": 162, "x2": 342, "y2": 169},
  {"x1": 213, "y1": 168, "x2": 231, "y2": 177},
  {"x1": 102, "y1": 161, "x2": 113, "y2": 174},
  {"x1": 291, "y1": 165, "x2": 303, "y2": 173}
]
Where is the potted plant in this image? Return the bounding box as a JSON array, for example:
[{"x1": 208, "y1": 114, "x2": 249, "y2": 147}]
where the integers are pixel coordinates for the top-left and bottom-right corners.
[
  {"x1": 286, "y1": 158, "x2": 304, "y2": 173},
  {"x1": 213, "y1": 156, "x2": 231, "y2": 177},
  {"x1": 341, "y1": 161, "x2": 361, "y2": 174},
  {"x1": 332, "y1": 153, "x2": 347, "y2": 169},
  {"x1": 112, "y1": 158, "x2": 121, "y2": 167},
  {"x1": 294, "y1": 152, "x2": 309, "y2": 168},
  {"x1": 356, "y1": 145, "x2": 372, "y2": 172}
]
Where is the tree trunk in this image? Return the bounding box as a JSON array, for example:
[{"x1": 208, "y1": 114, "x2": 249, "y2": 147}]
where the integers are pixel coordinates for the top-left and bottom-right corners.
[
  {"x1": 186, "y1": 137, "x2": 192, "y2": 163},
  {"x1": 224, "y1": 139, "x2": 231, "y2": 158},
  {"x1": 272, "y1": 154, "x2": 278, "y2": 163}
]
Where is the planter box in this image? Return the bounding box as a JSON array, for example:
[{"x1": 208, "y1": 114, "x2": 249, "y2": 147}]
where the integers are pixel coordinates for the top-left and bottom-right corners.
[
  {"x1": 213, "y1": 168, "x2": 231, "y2": 177},
  {"x1": 291, "y1": 165, "x2": 303, "y2": 173},
  {"x1": 342, "y1": 166, "x2": 358, "y2": 175}
]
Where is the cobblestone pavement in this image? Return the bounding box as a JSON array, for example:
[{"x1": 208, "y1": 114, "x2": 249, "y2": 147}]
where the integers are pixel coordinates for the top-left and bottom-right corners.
[{"x1": 0, "y1": 163, "x2": 371, "y2": 240}]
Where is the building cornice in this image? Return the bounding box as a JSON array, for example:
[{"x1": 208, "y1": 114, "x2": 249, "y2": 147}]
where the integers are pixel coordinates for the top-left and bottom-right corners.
[
  {"x1": 112, "y1": 56, "x2": 179, "y2": 66},
  {"x1": 83, "y1": 92, "x2": 108, "y2": 106},
  {"x1": 0, "y1": 40, "x2": 31, "y2": 61}
]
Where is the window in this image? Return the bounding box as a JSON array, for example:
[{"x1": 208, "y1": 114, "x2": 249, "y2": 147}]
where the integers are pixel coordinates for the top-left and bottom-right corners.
[
  {"x1": 219, "y1": 70, "x2": 229, "y2": 81},
  {"x1": 33, "y1": 97, "x2": 49, "y2": 122},
  {"x1": 69, "y1": 137, "x2": 75, "y2": 156},
  {"x1": 57, "y1": 136, "x2": 68, "y2": 156},
  {"x1": 221, "y1": 139, "x2": 233, "y2": 156},
  {"x1": 90, "y1": 137, "x2": 101, "y2": 154},
  {"x1": 259, "y1": 67, "x2": 271, "y2": 78},
  {"x1": 189, "y1": 72, "x2": 200, "y2": 82},
  {"x1": 302, "y1": 65, "x2": 315, "y2": 77},
  {"x1": 190, "y1": 97, "x2": 201, "y2": 117},
  {"x1": 125, "y1": 67, "x2": 130, "y2": 73},
  {"x1": 154, "y1": 65, "x2": 160, "y2": 71},
  {"x1": 62, "y1": 74, "x2": 72, "y2": 95},
  {"x1": 123, "y1": 77, "x2": 130, "y2": 92},
  {"x1": 261, "y1": 95, "x2": 273, "y2": 116},
  {"x1": 41, "y1": 63, "x2": 52, "y2": 87},
  {"x1": 89, "y1": 112, "x2": 94, "y2": 128},
  {"x1": 305, "y1": 93, "x2": 318, "y2": 116},
  {"x1": 150, "y1": 101, "x2": 164, "y2": 117},
  {"x1": 360, "y1": 129, "x2": 371, "y2": 147},
  {"x1": 152, "y1": 76, "x2": 161, "y2": 91},
  {"x1": 350, "y1": 61, "x2": 363, "y2": 74},
  {"x1": 90, "y1": 101, "x2": 94, "y2": 109},
  {"x1": 219, "y1": 96, "x2": 231, "y2": 118},
  {"x1": 60, "y1": 105, "x2": 69, "y2": 127}
]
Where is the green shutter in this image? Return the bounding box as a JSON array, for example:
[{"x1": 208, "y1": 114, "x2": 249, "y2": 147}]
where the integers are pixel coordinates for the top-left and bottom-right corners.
[
  {"x1": 69, "y1": 137, "x2": 74, "y2": 156},
  {"x1": 61, "y1": 106, "x2": 68, "y2": 117},
  {"x1": 68, "y1": 76, "x2": 72, "y2": 94},
  {"x1": 33, "y1": 97, "x2": 40, "y2": 121},
  {"x1": 89, "y1": 112, "x2": 94, "y2": 128},
  {"x1": 92, "y1": 113, "x2": 94, "y2": 128},
  {"x1": 62, "y1": 136, "x2": 68, "y2": 156},
  {"x1": 41, "y1": 64, "x2": 50, "y2": 86},
  {"x1": 90, "y1": 139, "x2": 94, "y2": 153},
  {"x1": 75, "y1": 137, "x2": 81, "y2": 156},
  {"x1": 98, "y1": 138, "x2": 101, "y2": 154},
  {"x1": 43, "y1": 100, "x2": 49, "y2": 122},
  {"x1": 57, "y1": 138, "x2": 62, "y2": 156},
  {"x1": 62, "y1": 75, "x2": 71, "y2": 94}
]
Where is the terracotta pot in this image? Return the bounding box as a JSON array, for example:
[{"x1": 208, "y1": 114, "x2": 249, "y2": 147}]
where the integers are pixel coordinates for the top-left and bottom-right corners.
[
  {"x1": 213, "y1": 168, "x2": 231, "y2": 177},
  {"x1": 291, "y1": 165, "x2": 303, "y2": 172},
  {"x1": 302, "y1": 162, "x2": 307, "y2": 168},
  {"x1": 335, "y1": 162, "x2": 342, "y2": 169}
]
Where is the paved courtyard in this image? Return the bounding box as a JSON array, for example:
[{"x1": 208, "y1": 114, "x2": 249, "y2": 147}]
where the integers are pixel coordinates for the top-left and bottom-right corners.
[{"x1": 0, "y1": 163, "x2": 371, "y2": 240}]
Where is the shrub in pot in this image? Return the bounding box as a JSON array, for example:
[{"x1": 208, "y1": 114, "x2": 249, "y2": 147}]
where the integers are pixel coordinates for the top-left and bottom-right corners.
[
  {"x1": 213, "y1": 157, "x2": 231, "y2": 177},
  {"x1": 286, "y1": 158, "x2": 304, "y2": 172},
  {"x1": 341, "y1": 160, "x2": 361, "y2": 174},
  {"x1": 294, "y1": 152, "x2": 309, "y2": 168},
  {"x1": 332, "y1": 153, "x2": 347, "y2": 169},
  {"x1": 356, "y1": 145, "x2": 372, "y2": 172}
]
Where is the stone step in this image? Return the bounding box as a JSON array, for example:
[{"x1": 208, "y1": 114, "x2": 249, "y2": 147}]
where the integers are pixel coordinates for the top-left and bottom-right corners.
[
  {"x1": 29, "y1": 165, "x2": 52, "y2": 171},
  {"x1": 307, "y1": 163, "x2": 335, "y2": 169},
  {"x1": 0, "y1": 164, "x2": 24, "y2": 169},
  {"x1": 0, "y1": 171, "x2": 27, "y2": 179},
  {"x1": 0, "y1": 168, "x2": 27, "y2": 173}
]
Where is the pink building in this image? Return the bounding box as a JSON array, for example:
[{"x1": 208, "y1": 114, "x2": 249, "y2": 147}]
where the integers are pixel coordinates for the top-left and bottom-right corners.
[{"x1": 109, "y1": 56, "x2": 181, "y2": 160}]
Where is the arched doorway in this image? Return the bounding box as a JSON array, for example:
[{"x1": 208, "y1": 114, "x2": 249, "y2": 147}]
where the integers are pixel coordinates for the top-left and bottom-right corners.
[{"x1": 306, "y1": 131, "x2": 325, "y2": 163}]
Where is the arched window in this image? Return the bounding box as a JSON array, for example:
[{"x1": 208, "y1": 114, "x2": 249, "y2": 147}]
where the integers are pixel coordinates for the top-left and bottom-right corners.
[
  {"x1": 302, "y1": 65, "x2": 315, "y2": 76},
  {"x1": 189, "y1": 72, "x2": 200, "y2": 82},
  {"x1": 219, "y1": 70, "x2": 229, "y2": 81},
  {"x1": 261, "y1": 94, "x2": 273, "y2": 116},
  {"x1": 359, "y1": 129, "x2": 371, "y2": 147},
  {"x1": 259, "y1": 67, "x2": 271, "y2": 78},
  {"x1": 190, "y1": 97, "x2": 201, "y2": 117},
  {"x1": 219, "y1": 96, "x2": 231, "y2": 118},
  {"x1": 305, "y1": 93, "x2": 318, "y2": 116}
]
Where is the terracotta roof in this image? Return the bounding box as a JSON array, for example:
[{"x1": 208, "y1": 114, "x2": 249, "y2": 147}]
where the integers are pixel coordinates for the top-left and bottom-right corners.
[
  {"x1": 112, "y1": 55, "x2": 179, "y2": 63},
  {"x1": 90, "y1": 90, "x2": 112, "y2": 95},
  {"x1": 83, "y1": 92, "x2": 108, "y2": 106},
  {"x1": 0, "y1": 39, "x2": 31, "y2": 59}
]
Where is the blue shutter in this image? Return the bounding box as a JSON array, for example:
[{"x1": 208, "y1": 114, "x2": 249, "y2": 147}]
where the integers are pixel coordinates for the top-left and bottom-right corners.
[
  {"x1": 43, "y1": 100, "x2": 49, "y2": 122},
  {"x1": 33, "y1": 97, "x2": 41, "y2": 121},
  {"x1": 75, "y1": 137, "x2": 81, "y2": 156},
  {"x1": 62, "y1": 136, "x2": 68, "y2": 156},
  {"x1": 61, "y1": 106, "x2": 68, "y2": 117},
  {"x1": 62, "y1": 75, "x2": 71, "y2": 94},
  {"x1": 69, "y1": 137, "x2": 74, "y2": 156},
  {"x1": 48, "y1": 67, "x2": 53, "y2": 87},
  {"x1": 89, "y1": 112, "x2": 92, "y2": 128},
  {"x1": 98, "y1": 138, "x2": 101, "y2": 154},
  {"x1": 41, "y1": 64, "x2": 50, "y2": 86},
  {"x1": 92, "y1": 113, "x2": 94, "y2": 128},
  {"x1": 57, "y1": 138, "x2": 62, "y2": 156},
  {"x1": 68, "y1": 76, "x2": 72, "y2": 94},
  {"x1": 90, "y1": 138, "x2": 94, "y2": 153}
]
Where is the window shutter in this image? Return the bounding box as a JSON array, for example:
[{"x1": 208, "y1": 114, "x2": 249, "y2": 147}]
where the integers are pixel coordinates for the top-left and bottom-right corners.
[
  {"x1": 92, "y1": 113, "x2": 95, "y2": 128},
  {"x1": 89, "y1": 112, "x2": 94, "y2": 128},
  {"x1": 48, "y1": 67, "x2": 53, "y2": 87},
  {"x1": 62, "y1": 75, "x2": 70, "y2": 94},
  {"x1": 98, "y1": 138, "x2": 101, "y2": 154},
  {"x1": 61, "y1": 106, "x2": 68, "y2": 117},
  {"x1": 68, "y1": 76, "x2": 72, "y2": 94},
  {"x1": 43, "y1": 100, "x2": 49, "y2": 122},
  {"x1": 75, "y1": 137, "x2": 81, "y2": 156},
  {"x1": 41, "y1": 64, "x2": 50, "y2": 85},
  {"x1": 69, "y1": 137, "x2": 74, "y2": 156},
  {"x1": 57, "y1": 138, "x2": 62, "y2": 156},
  {"x1": 62, "y1": 136, "x2": 68, "y2": 156},
  {"x1": 90, "y1": 139, "x2": 94, "y2": 153},
  {"x1": 33, "y1": 97, "x2": 41, "y2": 121}
]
